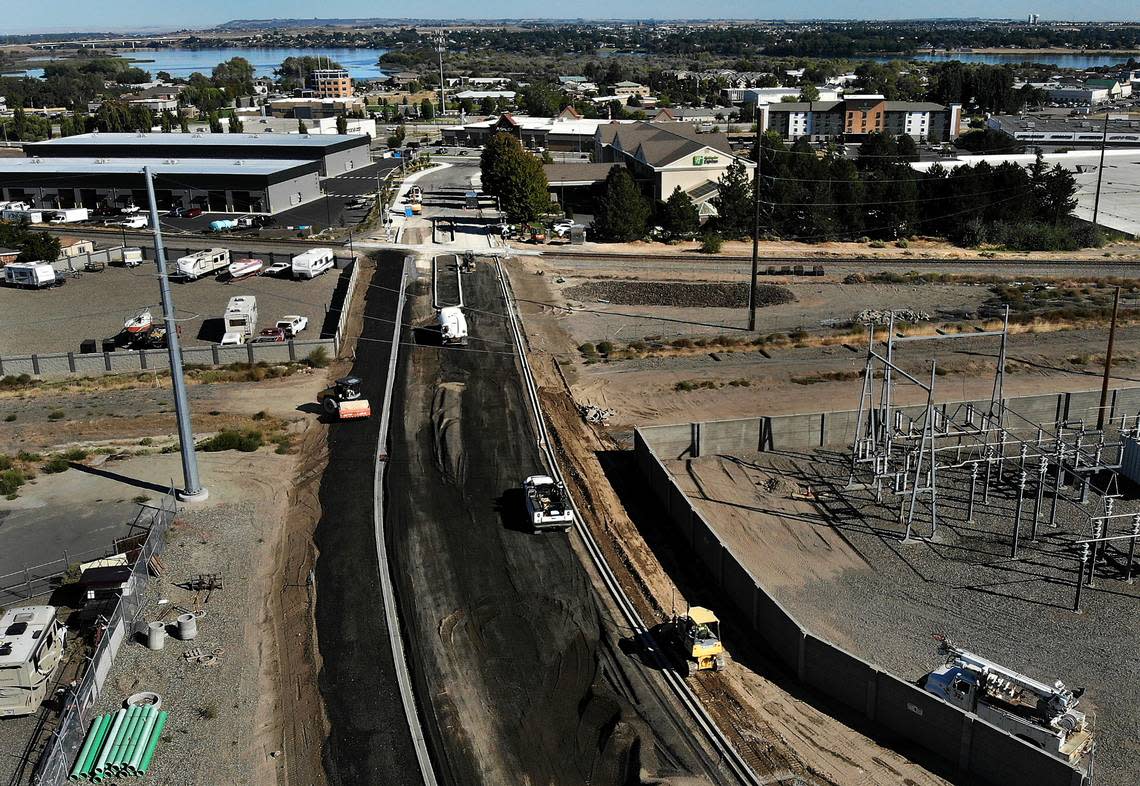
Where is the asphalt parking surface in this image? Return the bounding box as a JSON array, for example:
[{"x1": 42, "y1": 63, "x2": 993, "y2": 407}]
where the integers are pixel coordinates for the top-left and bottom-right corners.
[
  {"x1": 312, "y1": 251, "x2": 421, "y2": 785},
  {"x1": 385, "y1": 259, "x2": 727, "y2": 783}
]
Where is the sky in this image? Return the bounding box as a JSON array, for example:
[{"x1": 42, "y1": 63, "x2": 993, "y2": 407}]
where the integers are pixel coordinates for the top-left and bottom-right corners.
[{"x1": 3, "y1": 1, "x2": 1135, "y2": 33}]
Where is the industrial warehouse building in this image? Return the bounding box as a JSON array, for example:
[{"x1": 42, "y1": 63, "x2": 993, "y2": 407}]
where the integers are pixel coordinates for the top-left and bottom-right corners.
[
  {"x1": 0, "y1": 158, "x2": 322, "y2": 214},
  {"x1": 22, "y1": 132, "x2": 371, "y2": 177}
]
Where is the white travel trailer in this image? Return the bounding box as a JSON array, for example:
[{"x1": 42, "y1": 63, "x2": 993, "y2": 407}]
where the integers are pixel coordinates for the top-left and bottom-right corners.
[
  {"x1": 0, "y1": 606, "x2": 66, "y2": 718},
  {"x1": 3, "y1": 262, "x2": 57, "y2": 289},
  {"x1": 223, "y1": 295, "x2": 258, "y2": 338},
  {"x1": 175, "y1": 248, "x2": 231, "y2": 281},
  {"x1": 291, "y1": 248, "x2": 335, "y2": 280}
]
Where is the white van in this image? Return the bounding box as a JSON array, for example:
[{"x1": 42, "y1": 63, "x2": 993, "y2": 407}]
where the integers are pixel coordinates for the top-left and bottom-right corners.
[
  {"x1": 223, "y1": 295, "x2": 258, "y2": 338},
  {"x1": 4, "y1": 262, "x2": 57, "y2": 289},
  {"x1": 291, "y1": 248, "x2": 335, "y2": 280},
  {"x1": 175, "y1": 248, "x2": 231, "y2": 281}
]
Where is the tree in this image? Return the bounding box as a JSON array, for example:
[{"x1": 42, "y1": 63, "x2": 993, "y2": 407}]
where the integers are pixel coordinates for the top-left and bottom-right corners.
[
  {"x1": 593, "y1": 166, "x2": 650, "y2": 242},
  {"x1": 711, "y1": 159, "x2": 754, "y2": 238},
  {"x1": 420, "y1": 98, "x2": 435, "y2": 120},
  {"x1": 798, "y1": 83, "x2": 820, "y2": 102},
  {"x1": 660, "y1": 186, "x2": 700, "y2": 237},
  {"x1": 229, "y1": 113, "x2": 244, "y2": 133},
  {"x1": 520, "y1": 83, "x2": 561, "y2": 117},
  {"x1": 160, "y1": 110, "x2": 175, "y2": 133},
  {"x1": 114, "y1": 67, "x2": 151, "y2": 85},
  {"x1": 336, "y1": 114, "x2": 348, "y2": 134},
  {"x1": 479, "y1": 95, "x2": 497, "y2": 115},
  {"x1": 297, "y1": 119, "x2": 308, "y2": 134},
  {"x1": 211, "y1": 57, "x2": 255, "y2": 97},
  {"x1": 208, "y1": 112, "x2": 223, "y2": 133},
  {"x1": 179, "y1": 113, "x2": 189, "y2": 133},
  {"x1": 17, "y1": 232, "x2": 60, "y2": 263},
  {"x1": 1039, "y1": 164, "x2": 1077, "y2": 224},
  {"x1": 479, "y1": 131, "x2": 550, "y2": 223},
  {"x1": 895, "y1": 134, "x2": 919, "y2": 162}
]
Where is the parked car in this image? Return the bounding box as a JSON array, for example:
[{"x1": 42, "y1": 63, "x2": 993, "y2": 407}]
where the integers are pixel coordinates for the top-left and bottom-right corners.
[
  {"x1": 261, "y1": 261, "x2": 292, "y2": 278},
  {"x1": 275, "y1": 315, "x2": 309, "y2": 337},
  {"x1": 184, "y1": 208, "x2": 204, "y2": 218},
  {"x1": 252, "y1": 328, "x2": 287, "y2": 344}
]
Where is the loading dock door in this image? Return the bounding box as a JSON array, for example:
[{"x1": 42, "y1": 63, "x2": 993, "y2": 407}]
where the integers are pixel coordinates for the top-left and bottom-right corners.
[
  {"x1": 231, "y1": 191, "x2": 253, "y2": 212},
  {"x1": 79, "y1": 189, "x2": 98, "y2": 210},
  {"x1": 207, "y1": 190, "x2": 227, "y2": 212}
]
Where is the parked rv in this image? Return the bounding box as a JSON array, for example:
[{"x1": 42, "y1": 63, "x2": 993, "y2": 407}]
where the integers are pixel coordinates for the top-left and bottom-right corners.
[
  {"x1": 223, "y1": 295, "x2": 258, "y2": 338},
  {"x1": 4, "y1": 262, "x2": 57, "y2": 289},
  {"x1": 0, "y1": 606, "x2": 65, "y2": 718},
  {"x1": 175, "y1": 248, "x2": 231, "y2": 281},
  {"x1": 291, "y1": 248, "x2": 335, "y2": 280}
]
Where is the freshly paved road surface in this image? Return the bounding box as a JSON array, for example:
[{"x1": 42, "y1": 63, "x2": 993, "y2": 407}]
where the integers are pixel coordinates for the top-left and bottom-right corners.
[
  {"x1": 385, "y1": 259, "x2": 729, "y2": 784},
  {"x1": 311, "y1": 250, "x2": 421, "y2": 785}
]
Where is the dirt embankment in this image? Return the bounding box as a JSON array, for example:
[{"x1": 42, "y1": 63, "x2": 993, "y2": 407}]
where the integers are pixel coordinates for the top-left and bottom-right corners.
[{"x1": 564, "y1": 280, "x2": 794, "y2": 309}]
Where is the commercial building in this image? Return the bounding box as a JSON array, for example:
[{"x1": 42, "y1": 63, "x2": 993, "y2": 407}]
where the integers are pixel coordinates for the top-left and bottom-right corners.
[
  {"x1": 1047, "y1": 85, "x2": 1110, "y2": 105},
  {"x1": 453, "y1": 90, "x2": 516, "y2": 102},
  {"x1": 23, "y1": 132, "x2": 371, "y2": 176},
  {"x1": 986, "y1": 114, "x2": 1140, "y2": 147},
  {"x1": 266, "y1": 96, "x2": 366, "y2": 120},
  {"x1": 595, "y1": 121, "x2": 753, "y2": 214},
  {"x1": 760, "y1": 96, "x2": 962, "y2": 142},
  {"x1": 722, "y1": 86, "x2": 840, "y2": 104},
  {"x1": 235, "y1": 114, "x2": 377, "y2": 138},
  {"x1": 308, "y1": 68, "x2": 353, "y2": 98},
  {"x1": 442, "y1": 111, "x2": 636, "y2": 152},
  {"x1": 0, "y1": 157, "x2": 322, "y2": 215},
  {"x1": 612, "y1": 81, "x2": 650, "y2": 97}
]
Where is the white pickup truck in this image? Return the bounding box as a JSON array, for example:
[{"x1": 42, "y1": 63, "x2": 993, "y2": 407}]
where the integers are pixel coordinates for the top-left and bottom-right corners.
[{"x1": 522, "y1": 475, "x2": 574, "y2": 531}]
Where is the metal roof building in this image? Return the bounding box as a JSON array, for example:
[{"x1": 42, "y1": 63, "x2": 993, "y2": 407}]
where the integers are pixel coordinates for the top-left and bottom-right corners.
[
  {"x1": 0, "y1": 157, "x2": 322, "y2": 215},
  {"x1": 23, "y1": 132, "x2": 371, "y2": 177}
]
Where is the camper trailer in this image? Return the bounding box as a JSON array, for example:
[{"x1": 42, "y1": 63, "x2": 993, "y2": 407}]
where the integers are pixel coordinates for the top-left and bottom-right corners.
[
  {"x1": 175, "y1": 248, "x2": 231, "y2": 281},
  {"x1": 0, "y1": 606, "x2": 65, "y2": 718},
  {"x1": 3, "y1": 262, "x2": 57, "y2": 289},
  {"x1": 291, "y1": 248, "x2": 335, "y2": 280},
  {"x1": 223, "y1": 295, "x2": 258, "y2": 338}
]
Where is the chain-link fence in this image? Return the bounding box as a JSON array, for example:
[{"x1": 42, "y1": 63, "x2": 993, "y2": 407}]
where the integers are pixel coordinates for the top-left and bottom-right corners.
[{"x1": 29, "y1": 490, "x2": 177, "y2": 786}]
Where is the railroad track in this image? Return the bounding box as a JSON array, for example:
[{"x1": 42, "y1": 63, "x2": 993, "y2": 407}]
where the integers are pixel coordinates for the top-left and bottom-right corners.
[{"x1": 495, "y1": 257, "x2": 764, "y2": 786}]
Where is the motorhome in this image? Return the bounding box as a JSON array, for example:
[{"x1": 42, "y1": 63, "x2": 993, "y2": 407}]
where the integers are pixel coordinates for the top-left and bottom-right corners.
[
  {"x1": 0, "y1": 606, "x2": 66, "y2": 718},
  {"x1": 175, "y1": 248, "x2": 231, "y2": 281},
  {"x1": 223, "y1": 295, "x2": 258, "y2": 338},
  {"x1": 291, "y1": 248, "x2": 335, "y2": 280},
  {"x1": 3, "y1": 262, "x2": 57, "y2": 289}
]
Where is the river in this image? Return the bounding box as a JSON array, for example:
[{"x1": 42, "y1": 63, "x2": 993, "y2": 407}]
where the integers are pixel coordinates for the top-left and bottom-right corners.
[
  {"x1": 875, "y1": 52, "x2": 1140, "y2": 68},
  {"x1": 8, "y1": 47, "x2": 389, "y2": 80}
]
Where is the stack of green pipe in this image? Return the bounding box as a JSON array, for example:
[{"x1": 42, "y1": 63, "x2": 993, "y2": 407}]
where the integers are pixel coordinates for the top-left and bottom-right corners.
[{"x1": 68, "y1": 704, "x2": 169, "y2": 781}]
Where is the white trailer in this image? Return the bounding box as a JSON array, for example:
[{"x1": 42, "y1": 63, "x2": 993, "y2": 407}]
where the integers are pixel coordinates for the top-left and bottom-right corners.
[
  {"x1": 436, "y1": 306, "x2": 468, "y2": 345},
  {"x1": 0, "y1": 606, "x2": 65, "y2": 718},
  {"x1": 920, "y1": 636, "x2": 1093, "y2": 763},
  {"x1": 175, "y1": 248, "x2": 231, "y2": 281},
  {"x1": 223, "y1": 295, "x2": 258, "y2": 338},
  {"x1": 522, "y1": 475, "x2": 574, "y2": 531},
  {"x1": 291, "y1": 247, "x2": 335, "y2": 279},
  {"x1": 1, "y1": 209, "x2": 43, "y2": 224},
  {"x1": 49, "y1": 207, "x2": 90, "y2": 223},
  {"x1": 3, "y1": 262, "x2": 56, "y2": 289}
]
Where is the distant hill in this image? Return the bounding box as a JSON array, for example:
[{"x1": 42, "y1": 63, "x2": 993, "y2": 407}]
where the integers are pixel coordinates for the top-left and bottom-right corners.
[{"x1": 216, "y1": 19, "x2": 419, "y2": 30}]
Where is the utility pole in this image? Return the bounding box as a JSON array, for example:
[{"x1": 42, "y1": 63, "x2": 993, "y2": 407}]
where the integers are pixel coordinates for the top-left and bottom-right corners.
[
  {"x1": 436, "y1": 29, "x2": 447, "y2": 117},
  {"x1": 747, "y1": 116, "x2": 763, "y2": 331},
  {"x1": 144, "y1": 166, "x2": 207, "y2": 502},
  {"x1": 1092, "y1": 110, "x2": 1109, "y2": 225},
  {"x1": 1096, "y1": 286, "x2": 1121, "y2": 430}
]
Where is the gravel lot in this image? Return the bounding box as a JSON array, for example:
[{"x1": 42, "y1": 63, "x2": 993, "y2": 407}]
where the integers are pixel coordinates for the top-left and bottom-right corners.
[
  {"x1": 0, "y1": 255, "x2": 343, "y2": 355},
  {"x1": 563, "y1": 280, "x2": 794, "y2": 309},
  {"x1": 672, "y1": 447, "x2": 1140, "y2": 786}
]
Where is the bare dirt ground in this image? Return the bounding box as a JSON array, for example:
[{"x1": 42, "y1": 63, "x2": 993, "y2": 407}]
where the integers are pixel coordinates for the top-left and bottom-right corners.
[{"x1": 511, "y1": 265, "x2": 957, "y2": 786}]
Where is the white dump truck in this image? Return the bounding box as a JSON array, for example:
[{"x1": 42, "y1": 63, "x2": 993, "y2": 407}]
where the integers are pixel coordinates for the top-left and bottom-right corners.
[
  {"x1": 0, "y1": 605, "x2": 66, "y2": 718},
  {"x1": 175, "y1": 248, "x2": 230, "y2": 281},
  {"x1": 436, "y1": 306, "x2": 468, "y2": 345},
  {"x1": 291, "y1": 247, "x2": 335, "y2": 279},
  {"x1": 4, "y1": 261, "x2": 57, "y2": 289},
  {"x1": 522, "y1": 475, "x2": 574, "y2": 531},
  {"x1": 920, "y1": 636, "x2": 1094, "y2": 763}
]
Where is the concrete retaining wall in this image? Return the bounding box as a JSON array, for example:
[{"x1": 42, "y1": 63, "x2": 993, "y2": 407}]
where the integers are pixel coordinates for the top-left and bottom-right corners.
[{"x1": 632, "y1": 427, "x2": 1088, "y2": 786}]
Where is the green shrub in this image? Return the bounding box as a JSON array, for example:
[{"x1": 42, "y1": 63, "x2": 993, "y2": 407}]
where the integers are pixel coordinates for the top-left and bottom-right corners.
[
  {"x1": 305, "y1": 347, "x2": 330, "y2": 369},
  {"x1": 0, "y1": 454, "x2": 10, "y2": 471},
  {"x1": 0, "y1": 468, "x2": 25, "y2": 495},
  {"x1": 47, "y1": 410, "x2": 65, "y2": 421},
  {"x1": 63, "y1": 448, "x2": 88, "y2": 461},
  {"x1": 17, "y1": 451, "x2": 40, "y2": 462},
  {"x1": 789, "y1": 328, "x2": 808, "y2": 342},
  {"x1": 252, "y1": 410, "x2": 268, "y2": 421},
  {"x1": 869, "y1": 240, "x2": 886, "y2": 249},
  {"x1": 596, "y1": 341, "x2": 614, "y2": 355},
  {"x1": 42, "y1": 457, "x2": 70, "y2": 474},
  {"x1": 895, "y1": 238, "x2": 909, "y2": 248},
  {"x1": 198, "y1": 429, "x2": 264, "y2": 453},
  {"x1": 671, "y1": 338, "x2": 693, "y2": 348},
  {"x1": 699, "y1": 233, "x2": 723, "y2": 254},
  {"x1": 3, "y1": 414, "x2": 15, "y2": 422},
  {"x1": 578, "y1": 342, "x2": 596, "y2": 356},
  {"x1": 628, "y1": 340, "x2": 647, "y2": 352}
]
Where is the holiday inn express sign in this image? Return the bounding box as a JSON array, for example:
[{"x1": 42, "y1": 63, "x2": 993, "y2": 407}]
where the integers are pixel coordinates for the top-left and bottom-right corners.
[{"x1": 692, "y1": 154, "x2": 720, "y2": 166}]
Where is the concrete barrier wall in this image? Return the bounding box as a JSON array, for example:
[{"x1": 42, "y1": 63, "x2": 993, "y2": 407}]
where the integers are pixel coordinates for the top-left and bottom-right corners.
[
  {"x1": 643, "y1": 386, "x2": 1140, "y2": 459},
  {"x1": 633, "y1": 428, "x2": 1088, "y2": 786},
  {"x1": 0, "y1": 338, "x2": 337, "y2": 378}
]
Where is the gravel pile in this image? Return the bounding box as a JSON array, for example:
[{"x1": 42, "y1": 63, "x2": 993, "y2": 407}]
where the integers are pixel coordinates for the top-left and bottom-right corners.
[{"x1": 564, "y1": 280, "x2": 795, "y2": 309}]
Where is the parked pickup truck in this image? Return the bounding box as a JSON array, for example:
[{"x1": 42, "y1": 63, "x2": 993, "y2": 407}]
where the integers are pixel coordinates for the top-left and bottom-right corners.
[
  {"x1": 275, "y1": 315, "x2": 309, "y2": 337},
  {"x1": 522, "y1": 475, "x2": 574, "y2": 531}
]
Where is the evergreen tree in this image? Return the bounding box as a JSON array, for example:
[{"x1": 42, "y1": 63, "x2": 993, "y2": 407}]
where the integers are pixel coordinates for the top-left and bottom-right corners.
[
  {"x1": 208, "y1": 112, "x2": 223, "y2": 133},
  {"x1": 660, "y1": 186, "x2": 700, "y2": 237},
  {"x1": 593, "y1": 166, "x2": 650, "y2": 242},
  {"x1": 229, "y1": 113, "x2": 244, "y2": 133},
  {"x1": 179, "y1": 113, "x2": 189, "y2": 133},
  {"x1": 160, "y1": 110, "x2": 174, "y2": 133},
  {"x1": 297, "y1": 118, "x2": 308, "y2": 134},
  {"x1": 420, "y1": 98, "x2": 435, "y2": 120},
  {"x1": 1040, "y1": 165, "x2": 1078, "y2": 225},
  {"x1": 336, "y1": 114, "x2": 348, "y2": 134},
  {"x1": 479, "y1": 132, "x2": 550, "y2": 223},
  {"x1": 711, "y1": 159, "x2": 754, "y2": 238}
]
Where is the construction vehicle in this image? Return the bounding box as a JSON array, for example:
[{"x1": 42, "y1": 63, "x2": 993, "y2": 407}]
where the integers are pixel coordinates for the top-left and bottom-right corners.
[
  {"x1": 316, "y1": 376, "x2": 371, "y2": 420},
  {"x1": 920, "y1": 636, "x2": 1093, "y2": 763},
  {"x1": 436, "y1": 306, "x2": 468, "y2": 345},
  {"x1": 522, "y1": 474, "x2": 574, "y2": 531},
  {"x1": 666, "y1": 607, "x2": 727, "y2": 676},
  {"x1": 0, "y1": 606, "x2": 65, "y2": 718}
]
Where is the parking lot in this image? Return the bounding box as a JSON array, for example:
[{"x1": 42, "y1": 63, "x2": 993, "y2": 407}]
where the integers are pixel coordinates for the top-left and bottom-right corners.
[{"x1": 0, "y1": 251, "x2": 343, "y2": 355}]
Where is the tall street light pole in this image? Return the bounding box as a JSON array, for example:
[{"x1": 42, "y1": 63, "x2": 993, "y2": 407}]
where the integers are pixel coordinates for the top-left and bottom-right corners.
[
  {"x1": 747, "y1": 116, "x2": 763, "y2": 332},
  {"x1": 144, "y1": 166, "x2": 207, "y2": 502},
  {"x1": 1092, "y1": 110, "x2": 1109, "y2": 226},
  {"x1": 437, "y1": 29, "x2": 447, "y2": 117}
]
